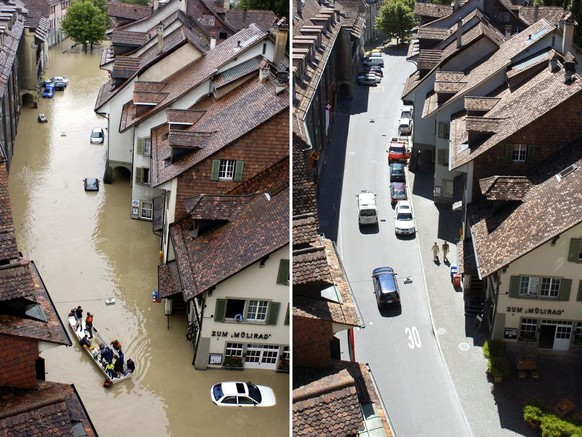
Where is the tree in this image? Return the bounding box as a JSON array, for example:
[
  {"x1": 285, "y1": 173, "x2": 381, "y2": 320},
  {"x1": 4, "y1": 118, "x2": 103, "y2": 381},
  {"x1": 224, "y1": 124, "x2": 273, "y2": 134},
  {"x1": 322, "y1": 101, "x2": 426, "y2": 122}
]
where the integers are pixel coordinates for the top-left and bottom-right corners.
[
  {"x1": 375, "y1": 0, "x2": 416, "y2": 44},
  {"x1": 236, "y1": 0, "x2": 289, "y2": 22},
  {"x1": 61, "y1": 0, "x2": 109, "y2": 52}
]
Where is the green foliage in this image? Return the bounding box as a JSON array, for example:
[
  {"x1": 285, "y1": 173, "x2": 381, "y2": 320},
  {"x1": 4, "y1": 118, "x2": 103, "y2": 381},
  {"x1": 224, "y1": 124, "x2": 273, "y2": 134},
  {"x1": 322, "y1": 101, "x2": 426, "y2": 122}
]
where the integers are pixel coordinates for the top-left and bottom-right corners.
[
  {"x1": 523, "y1": 402, "x2": 582, "y2": 437},
  {"x1": 119, "y1": 0, "x2": 149, "y2": 5},
  {"x1": 236, "y1": 0, "x2": 288, "y2": 21},
  {"x1": 483, "y1": 340, "x2": 509, "y2": 377},
  {"x1": 482, "y1": 339, "x2": 504, "y2": 359},
  {"x1": 93, "y1": 0, "x2": 108, "y2": 14},
  {"x1": 523, "y1": 403, "x2": 543, "y2": 422},
  {"x1": 375, "y1": 0, "x2": 416, "y2": 44},
  {"x1": 61, "y1": 0, "x2": 109, "y2": 51}
]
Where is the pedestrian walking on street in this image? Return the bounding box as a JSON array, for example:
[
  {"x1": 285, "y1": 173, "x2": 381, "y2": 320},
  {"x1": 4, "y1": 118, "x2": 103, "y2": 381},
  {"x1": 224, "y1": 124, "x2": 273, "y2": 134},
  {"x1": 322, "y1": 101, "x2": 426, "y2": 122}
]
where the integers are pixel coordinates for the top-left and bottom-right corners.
[
  {"x1": 432, "y1": 242, "x2": 439, "y2": 262},
  {"x1": 442, "y1": 241, "x2": 450, "y2": 263}
]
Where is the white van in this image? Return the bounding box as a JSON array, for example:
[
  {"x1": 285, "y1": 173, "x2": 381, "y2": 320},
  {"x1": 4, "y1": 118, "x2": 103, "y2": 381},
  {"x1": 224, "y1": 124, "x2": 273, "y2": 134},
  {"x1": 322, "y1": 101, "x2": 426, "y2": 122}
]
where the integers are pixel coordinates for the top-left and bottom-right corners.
[{"x1": 357, "y1": 190, "x2": 378, "y2": 225}]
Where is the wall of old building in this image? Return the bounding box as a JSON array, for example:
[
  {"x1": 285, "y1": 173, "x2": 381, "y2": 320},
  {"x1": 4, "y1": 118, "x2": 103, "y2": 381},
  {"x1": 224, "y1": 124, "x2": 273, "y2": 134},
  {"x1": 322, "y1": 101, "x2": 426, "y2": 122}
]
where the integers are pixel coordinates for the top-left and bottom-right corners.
[
  {"x1": 293, "y1": 316, "x2": 334, "y2": 369},
  {"x1": 0, "y1": 335, "x2": 39, "y2": 389}
]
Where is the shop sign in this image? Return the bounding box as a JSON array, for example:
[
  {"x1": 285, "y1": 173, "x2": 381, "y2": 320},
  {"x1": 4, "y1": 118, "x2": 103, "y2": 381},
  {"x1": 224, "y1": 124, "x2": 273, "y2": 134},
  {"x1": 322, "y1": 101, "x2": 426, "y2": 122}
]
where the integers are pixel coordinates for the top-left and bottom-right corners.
[
  {"x1": 211, "y1": 331, "x2": 272, "y2": 340},
  {"x1": 506, "y1": 306, "x2": 564, "y2": 316}
]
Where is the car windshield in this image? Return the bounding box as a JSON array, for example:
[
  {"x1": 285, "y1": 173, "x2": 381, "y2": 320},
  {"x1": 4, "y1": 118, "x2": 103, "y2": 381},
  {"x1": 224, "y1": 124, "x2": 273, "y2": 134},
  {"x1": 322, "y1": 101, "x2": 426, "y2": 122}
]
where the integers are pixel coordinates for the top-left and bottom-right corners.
[
  {"x1": 360, "y1": 210, "x2": 376, "y2": 216},
  {"x1": 393, "y1": 186, "x2": 405, "y2": 196},
  {"x1": 397, "y1": 212, "x2": 413, "y2": 221},
  {"x1": 247, "y1": 384, "x2": 262, "y2": 403},
  {"x1": 378, "y1": 274, "x2": 396, "y2": 292},
  {"x1": 401, "y1": 111, "x2": 411, "y2": 119},
  {"x1": 212, "y1": 384, "x2": 224, "y2": 400},
  {"x1": 390, "y1": 146, "x2": 405, "y2": 154},
  {"x1": 91, "y1": 130, "x2": 102, "y2": 138}
]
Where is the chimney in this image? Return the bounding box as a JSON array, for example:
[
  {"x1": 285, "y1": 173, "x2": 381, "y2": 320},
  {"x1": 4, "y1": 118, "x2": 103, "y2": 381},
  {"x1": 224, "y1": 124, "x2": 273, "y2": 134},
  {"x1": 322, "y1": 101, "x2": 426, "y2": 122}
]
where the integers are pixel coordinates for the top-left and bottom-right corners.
[
  {"x1": 242, "y1": 7, "x2": 247, "y2": 28},
  {"x1": 157, "y1": 24, "x2": 164, "y2": 55},
  {"x1": 548, "y1": 56, "x2": 559, "y2": 73},
  {"x1": 534, "y1": 5, "x2": 539, "y2": 23},
  {"x1": 275, "y1": 70, "x2": 288, "y2": 95},
  {"x1": 456, "y1": 19, "x2": 463, "y2": 49},
  {"x1": 153, "y1": 0, "x2": 159, "y2": 11},
  {"x1": 179, "y1": 0, "x2": 187, "y2": 13},
  {"x1": 259, "y1": 63, "x2": 270, "y2": 83},
  {"x1": 564, "y1": 60, "x2": 576, "y2": 84},
  {"x1": 273, "y1": 18, "x2": 288, "y2": 66},
  {"x1": 210, "y1": 34, "x2": 217, "y2": 49},
  {"x1": 561, "y1": 18, "x2": 576, "y2": 56}
]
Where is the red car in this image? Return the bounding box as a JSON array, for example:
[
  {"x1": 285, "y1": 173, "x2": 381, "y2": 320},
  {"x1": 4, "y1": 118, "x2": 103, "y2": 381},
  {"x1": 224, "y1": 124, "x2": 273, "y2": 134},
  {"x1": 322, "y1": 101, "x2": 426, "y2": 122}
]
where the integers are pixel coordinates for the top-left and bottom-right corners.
[
  {"x1": 390, "y1": 182, "x2": 407, "y2": 205},
  {"x1": 387, "y1": 139, "x2": 411, "y2": 163}
]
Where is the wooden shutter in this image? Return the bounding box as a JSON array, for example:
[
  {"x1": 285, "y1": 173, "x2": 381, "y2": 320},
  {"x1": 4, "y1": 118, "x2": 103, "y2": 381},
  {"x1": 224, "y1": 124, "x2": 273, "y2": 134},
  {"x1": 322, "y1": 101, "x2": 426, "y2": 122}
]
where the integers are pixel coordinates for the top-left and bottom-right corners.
[
  {"x1": 277, "y1": 260, "x2": 289, "y2": 285},
  {"x1": 284, "y1": 305, "x2": 289, "y2": 325},
  {"x1": 577, "y1": 280, "x2": 582, "y2": 302},
  {"x1": 559, "y1": 279, "x2": 572, "y2": 301},
  {"x1": 526, "y1": 144, "x2": 536, "y2": 163},
  {"x1": 505, "y1": 144, "x2": 513, "y2": 162},
  {"x1": 508, "y1": 276, "x2": 521, "y2": 298},
  {"x1": 214, "y1": 299, "x2": 226, "y2": 322},
  {"x1": 210, "y1": 160, "x2": 220, "y2": 181},
  {"x1": 568, "y1": 239, "x2": 581, "y2": 262},
  {"x1": 137, "y1": 138, "x2": 144, "y2": 155},
  {"x1": 234, "y1": 161, "x2": 244, "y2": 181},
  {"x1": 267, "y1": 302, "x2": 280, "y2": 325},
  {"x1": 135, "y1": 167, "x2": 144, "y2": 185}
]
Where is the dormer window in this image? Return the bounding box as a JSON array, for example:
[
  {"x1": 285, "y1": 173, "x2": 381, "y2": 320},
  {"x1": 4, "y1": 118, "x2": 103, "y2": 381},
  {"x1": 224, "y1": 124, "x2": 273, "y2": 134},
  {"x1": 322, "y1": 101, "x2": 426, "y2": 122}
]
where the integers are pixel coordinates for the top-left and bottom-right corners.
[
  {"x1": 211, "y1": 159, "x2": 244, "y2": 182},
  {"x1": 505, "y1": 144, "x2": 536, "y2": 163}
]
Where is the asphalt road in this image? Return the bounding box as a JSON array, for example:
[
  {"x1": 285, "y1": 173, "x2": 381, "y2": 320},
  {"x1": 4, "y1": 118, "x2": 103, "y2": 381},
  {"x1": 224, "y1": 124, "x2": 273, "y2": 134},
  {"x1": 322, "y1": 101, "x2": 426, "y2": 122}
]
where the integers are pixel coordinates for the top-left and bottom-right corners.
[{"x1": 334, "y1": 49, "x2": 472, "y2": 436}]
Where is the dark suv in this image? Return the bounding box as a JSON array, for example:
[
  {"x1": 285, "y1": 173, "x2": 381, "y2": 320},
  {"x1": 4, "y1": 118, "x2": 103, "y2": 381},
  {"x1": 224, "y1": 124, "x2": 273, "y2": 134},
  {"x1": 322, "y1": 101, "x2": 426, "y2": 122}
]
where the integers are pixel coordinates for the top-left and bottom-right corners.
[
  {"x1": 390, "y1": 162, "x2": 405, "y2": 182},
  {"x1": 372, "y1": 267, "x2": 401, "y2": 307}
]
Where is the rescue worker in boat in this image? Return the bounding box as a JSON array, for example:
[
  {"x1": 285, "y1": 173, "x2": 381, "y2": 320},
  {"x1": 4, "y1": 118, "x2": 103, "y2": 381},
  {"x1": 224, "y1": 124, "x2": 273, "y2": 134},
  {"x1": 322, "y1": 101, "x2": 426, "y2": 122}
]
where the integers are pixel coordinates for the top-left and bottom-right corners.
[
  {"x1": 80, "y1": 335, "x2": 90, "y2": 348},
  {"x1": 101, "y1": 345, "x2": 114, "y2": 364}
]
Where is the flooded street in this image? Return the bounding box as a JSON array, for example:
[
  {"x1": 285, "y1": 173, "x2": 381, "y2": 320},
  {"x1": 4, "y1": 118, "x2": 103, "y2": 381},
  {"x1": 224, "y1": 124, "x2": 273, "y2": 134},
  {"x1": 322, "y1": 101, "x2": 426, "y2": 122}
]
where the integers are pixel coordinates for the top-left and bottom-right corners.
[{"x1": 8, "y1": 40, "x2": 289, "y2": 437}]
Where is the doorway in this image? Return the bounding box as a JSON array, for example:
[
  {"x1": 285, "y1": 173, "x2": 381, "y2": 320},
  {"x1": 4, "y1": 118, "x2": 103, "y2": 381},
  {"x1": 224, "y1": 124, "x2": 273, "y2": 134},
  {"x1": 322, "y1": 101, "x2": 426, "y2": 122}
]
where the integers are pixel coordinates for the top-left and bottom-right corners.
[
  {"x1": 539, "y1": 320, "x2": 573, "y2": 350},
  {"x1": 538, "y1": 324, "x2": 555, "y2": 349}
]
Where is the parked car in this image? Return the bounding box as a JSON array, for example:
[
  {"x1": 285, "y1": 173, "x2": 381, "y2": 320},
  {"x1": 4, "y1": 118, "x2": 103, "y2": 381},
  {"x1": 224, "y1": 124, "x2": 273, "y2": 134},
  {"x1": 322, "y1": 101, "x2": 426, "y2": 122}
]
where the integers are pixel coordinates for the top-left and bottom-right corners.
[
  {"x1": 362, "y1": 54, "x2": 384, "y2": 67},
  {"x1": 366, "y1": 66, "x2": 383, "y2": 76},
  {"x1": 52, "y1": 79, "x2": 67, "y2": 91},
  {"x1": 210, "y1": 381, "x2": 276, "y2": 407},
  {"x1": 361, "y1": 68, "x2": 382, "y2": 79},
  {"x1": 356, "y1": 73, "x2": 378, "y2": 86},
  {"x1": 394, "y1": 200, "x2": 416, "y2": 235},
  {"x1": 400, "y1": 106, "x2": 413, "y2": 121},
  {"x1": 90, "y1": 127, "x2": 105, "y2": 144},
  {"x1": 37, "y1": 113, "x2": 48, "y2": 123},
  {"x1": 390, "y1": 181, "x2": 407, "y2": 205},
  {"x1": 398, "y1": 118, "x2": 413, "y2": 136},
  {"x1": 42, "y1": 83, "x2": 54, "y2": 98},
  {"x1": 83, "y1": 178, "x2": 99, "y2": 192},
  {"x1": 388, "y1": 139, "x2": 411, "y2": 163},
  {"x1": 49, "y1": 76, "x2": 69, "y2": 86},
  {"x1": 390, "y1": 162, "x2": 406, "y2": 182},
  {"x1": 372, "y1": 267, "x2": 401, "y2": 307}
]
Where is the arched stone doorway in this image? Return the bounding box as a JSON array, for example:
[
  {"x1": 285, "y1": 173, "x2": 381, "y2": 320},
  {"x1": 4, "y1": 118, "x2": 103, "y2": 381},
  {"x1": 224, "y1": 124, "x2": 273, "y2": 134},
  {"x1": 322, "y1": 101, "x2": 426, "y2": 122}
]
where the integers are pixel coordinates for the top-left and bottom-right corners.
[
  {"x1": 104, "y1": 164, "x2": 131, "y2": 184},
  {"x1": 21, "y1": 92, "x2": 38, "y2": 108}
]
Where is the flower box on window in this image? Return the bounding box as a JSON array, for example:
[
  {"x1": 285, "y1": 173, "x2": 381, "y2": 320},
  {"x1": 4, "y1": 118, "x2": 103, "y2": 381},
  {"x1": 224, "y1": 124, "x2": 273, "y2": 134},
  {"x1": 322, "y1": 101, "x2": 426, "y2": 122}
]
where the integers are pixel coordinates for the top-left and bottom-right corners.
[{"x1": 223, "y1": 355, "x2": 244, "y2": 369}]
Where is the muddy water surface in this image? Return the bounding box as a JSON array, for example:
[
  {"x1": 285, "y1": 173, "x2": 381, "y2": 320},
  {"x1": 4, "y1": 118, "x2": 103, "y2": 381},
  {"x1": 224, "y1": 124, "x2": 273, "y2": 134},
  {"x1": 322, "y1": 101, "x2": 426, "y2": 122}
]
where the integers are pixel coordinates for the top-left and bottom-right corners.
[{"x1": 8, "y1": 40, "x2": 289, "y2": 437}]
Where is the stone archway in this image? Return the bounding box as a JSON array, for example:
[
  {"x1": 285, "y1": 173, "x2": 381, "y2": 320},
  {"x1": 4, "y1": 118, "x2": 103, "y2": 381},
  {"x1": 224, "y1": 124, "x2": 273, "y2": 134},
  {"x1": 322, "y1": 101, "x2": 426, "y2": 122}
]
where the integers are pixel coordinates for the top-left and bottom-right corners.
[
  {"x1": 104, "y1": 164, "x2": 131, "y2": 184},
  {"x1": 21, "y1": 92, "x2": 38, "y2": 108}
]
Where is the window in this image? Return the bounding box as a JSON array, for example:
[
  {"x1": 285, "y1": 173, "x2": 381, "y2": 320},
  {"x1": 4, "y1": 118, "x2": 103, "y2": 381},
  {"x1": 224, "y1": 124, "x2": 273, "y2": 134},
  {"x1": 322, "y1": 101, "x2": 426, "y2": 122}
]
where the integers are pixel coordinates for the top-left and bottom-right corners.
[
  {"x1": 437, "y1": 148, "x2": 449, "y2": 166},
  {"x1": 246, "y1": 300, "x2": 268, "y2": 321},
  {"x1": 520, "y1": 318, "x2": 538, "y2": 337},
  {"x1": 540, "y1": 277, "x2": 561, "y2": 298},
  {"x1": 510, "y1": 275, "x2": 571, "y2": 300},
  {"x1": 215, "y1": 299, "x2": 280, "y2": 325},
  {"x1": 140, "y1": 200, "x2": 153, "y2": 219},
  {"x1": 512, "y1": 144, "x2": 527, "y2": 162},
  {"x1": 210, "y1": 159, "x2": 244, "y2": 181},
  {"x1": 438, "y1": 122, "x2": 449, "y2": 139},
  {"x1": 281, "y1": 346, "x2": 290, "y2": 362},
  {"x1": 505, "y1": 144, "x2": 535, "y2": 163},
  {"x1": 137, "y1": 137, "x2": 151, "y2": 157},
  {"x1": 225, "y1": 342, "x2": 243, "y2": 357},
  {"x1": 568, "y1": 238, "x2": 582, "y2": 262},
  {"x1": 135, "y1": 167, "x2": 150, "y2": 185},
  {"x1": 277, "y1": 259, "x2": 289, "y2": 285}
]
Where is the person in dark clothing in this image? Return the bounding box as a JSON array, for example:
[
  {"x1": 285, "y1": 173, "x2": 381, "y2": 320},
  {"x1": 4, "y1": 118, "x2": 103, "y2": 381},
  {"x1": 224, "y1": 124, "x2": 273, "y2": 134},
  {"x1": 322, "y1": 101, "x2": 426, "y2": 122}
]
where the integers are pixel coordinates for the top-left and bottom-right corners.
[
  {"x1": 80, "y1": 335, "x2": 90, "y2": 348},
  {"x1": 101, "y1": 346, "x2": 114, "y2": 364},
  {"x1": 75, "y1": 306, "x2": 83, "y2": 320},
  {"x1": 85, "y1": 312, "x2": 94, "y2": 338},
  {"x1": 113, "y1": 354, "x2": 124, "y2": 376}
]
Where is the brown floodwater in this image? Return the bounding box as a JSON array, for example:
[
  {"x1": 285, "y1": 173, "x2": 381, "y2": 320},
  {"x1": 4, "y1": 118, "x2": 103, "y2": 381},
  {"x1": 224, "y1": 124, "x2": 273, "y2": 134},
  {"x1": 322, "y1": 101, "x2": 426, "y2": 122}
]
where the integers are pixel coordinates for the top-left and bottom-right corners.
[{"x1": 8, "y1": 40, "x2": 289, "y2": 437}]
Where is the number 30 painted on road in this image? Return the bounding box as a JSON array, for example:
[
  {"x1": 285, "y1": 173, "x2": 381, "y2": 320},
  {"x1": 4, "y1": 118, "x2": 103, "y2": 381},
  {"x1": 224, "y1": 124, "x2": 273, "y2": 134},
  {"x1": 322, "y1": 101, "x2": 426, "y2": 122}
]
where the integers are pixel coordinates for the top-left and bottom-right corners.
[{"x1": 405, "y1": 327, "x2": 421, "y2": 349}]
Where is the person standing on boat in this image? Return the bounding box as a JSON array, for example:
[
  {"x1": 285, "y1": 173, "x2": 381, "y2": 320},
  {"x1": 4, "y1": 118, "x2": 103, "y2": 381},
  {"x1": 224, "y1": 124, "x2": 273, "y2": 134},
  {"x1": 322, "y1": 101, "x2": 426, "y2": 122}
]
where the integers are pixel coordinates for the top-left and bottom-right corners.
[
  {"x1": 75, "y1": 306, "x2": 83, "y2": 332},
  {"x1": 85, "y1": 312, "x2": 94, "y2": 338},
  {"x1": 113, "y1": 353, "x2": 124, "y2": 377}
]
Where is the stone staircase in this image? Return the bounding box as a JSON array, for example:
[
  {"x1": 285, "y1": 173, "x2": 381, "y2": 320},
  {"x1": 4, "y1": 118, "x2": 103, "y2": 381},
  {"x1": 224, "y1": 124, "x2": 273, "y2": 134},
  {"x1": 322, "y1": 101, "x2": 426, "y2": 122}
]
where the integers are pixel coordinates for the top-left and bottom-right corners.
[{"x1": 464, "y1": 274, "x2": 485, "y2": 316}]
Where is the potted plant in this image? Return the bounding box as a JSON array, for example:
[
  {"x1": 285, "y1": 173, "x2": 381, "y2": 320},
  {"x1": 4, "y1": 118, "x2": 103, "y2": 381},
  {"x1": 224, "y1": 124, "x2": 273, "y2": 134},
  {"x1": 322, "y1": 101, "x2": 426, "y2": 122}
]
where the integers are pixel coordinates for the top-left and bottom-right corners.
[
  {"x1": 523, "y1": 404, "x2": 543, "y2": 429},
  {"x1": 483, "y1": 340, "x2": 509, "y2": 383},
  {"x1": 223, "y1": 355, "x2": 243, "y2": 368}
]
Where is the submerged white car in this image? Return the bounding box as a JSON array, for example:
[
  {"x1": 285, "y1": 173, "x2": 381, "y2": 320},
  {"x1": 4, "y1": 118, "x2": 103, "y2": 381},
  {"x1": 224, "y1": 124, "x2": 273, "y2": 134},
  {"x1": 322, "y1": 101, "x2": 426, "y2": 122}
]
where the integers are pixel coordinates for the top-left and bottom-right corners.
[
  {"x1": 394, "y1": 200, "x2": 416, "y2": 235},
  {"x1": 210, "y1": 381, "x2": 276, "y2": 407}
]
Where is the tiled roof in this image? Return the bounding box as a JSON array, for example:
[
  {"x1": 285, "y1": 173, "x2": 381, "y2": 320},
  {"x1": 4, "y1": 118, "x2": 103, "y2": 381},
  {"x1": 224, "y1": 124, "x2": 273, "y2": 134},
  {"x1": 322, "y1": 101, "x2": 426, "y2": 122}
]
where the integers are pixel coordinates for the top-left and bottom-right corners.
[
  {"x1": 112, "y1": 56, "x2": 141, "y2": 79},
  {"x1": 293, "y1": 368, "x2": 363, "y2": 436},
  {"x1": 415, "y1": 2, "x2": 453, "y2": 19},
  {"x1": 417, "y1": 27, "x2": 450, "y2": 41},
  {"x1": 119, "y1": 23, "x2": 269, "y2": 132},
  {"x1": 464, "y1": 96, "x2": 500, "y2": 112},
  {"x1": 158, "y1": 260, "x2": 182, "y2": 298},
  {"x1": 212, "y1": 56, "x2": 262, "y2": 88},
  {"x1": 167, "y1": 109, "x2": 206, "y2": 124},
  {"x1": 108, "y1": 0, "x2": 152, "y2": 21},
  {"x1": 293, "y1": 245, "x2": 332, "y2": 285},
  {"x1": 150, "y1": 67, "x2": 288, "y2": 186},
  {"x1": 170, "y1": 188, "x2": 289, "y2": 300},
  {"x1": 451, "y1": 55, "x2": 582, "y2": 169},
  {"x1": 168, "y1": 130, "x2": 213, "y2": 149},
  {"x1": 519, "y1": 6, "x2": 569, "y2": 26},
  {"x1": 293, "y1": 213, "x2": 319, "y2": 247},
  {"x1": 111, "y1": 30, "x2": 149, "y2": 46},
  {"x1": 225, "y1": 9, "x2": 278, "y2": 32},
  {"x1": 469, "y1": 139, "x2": 582, "y2": 277},
  {"x1": 184, "y1": 193, "x2": 256, "y2": 219},
  {"x1": 0, "y1": 381, "x2": 97, "y2": 437},
  {"x1": 292, "y1": 136, "x2": 318, "y2": 216},
  {"x1": 479, "y1": 176, "x2": 532, "y2": 200},
  {"x1": 417, "y1": 49, "x2": 442, "y2": 70},
  {"x1": 0, "y1": 163, "x2": 18, "y2": 260}
]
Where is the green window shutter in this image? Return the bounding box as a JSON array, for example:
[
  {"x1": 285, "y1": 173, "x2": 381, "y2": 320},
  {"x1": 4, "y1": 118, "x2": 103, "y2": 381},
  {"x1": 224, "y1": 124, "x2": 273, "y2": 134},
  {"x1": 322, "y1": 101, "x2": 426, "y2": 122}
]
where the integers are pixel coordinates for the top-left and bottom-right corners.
[
  {"x1": 267, "y1": 302, "x2": 280, "y2": 325},
  {"x1": 568, "y1": 239, "x2": 581, "y2": 262},
  {"x1": 137, "y1": 138, "x2": 144, "y2": 155},
  {"x1": 277, "y1": 260, "x2": 289, "y2": 285},
  {"x1": 559, "y1": 279, "x2": 572, "y2": 301},
  {"x1": 214, "y1": 299, "x2": 226, "y2": 322},
  {"x1": 509, "y1": 276, "x2": 521, "y2": 298},
  {"x1": 210, "y1": 160, "x2": 220, "y2": 181},
  {"x1": 234, "y1": 161, "x2": 244, "y2": 181},
  {"x1": 284, "y1": 305, "x2": 289, "y2": 325},
  {"x1": 577, "y1": 280, "x2": 582, "y2": 302},
  {"x1": 135, "y1": 167, "x2": 143, "y2": 185},
  {"x1": 526, "y1": 144, "x2": 536, "y2": 163},
  {"x1": 505, "y1": 144, "x2": 513, "y2": 163}
]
